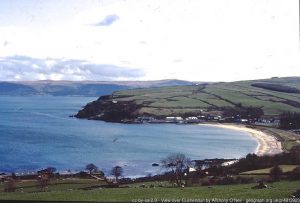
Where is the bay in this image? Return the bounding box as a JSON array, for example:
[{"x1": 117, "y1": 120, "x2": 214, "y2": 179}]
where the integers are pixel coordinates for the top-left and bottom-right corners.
[{"x1": 0, "y1": 96, "x2": 257, "y2": 177}]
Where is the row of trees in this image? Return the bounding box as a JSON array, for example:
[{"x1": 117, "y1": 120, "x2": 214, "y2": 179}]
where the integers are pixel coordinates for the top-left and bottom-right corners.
[
  {"x1": 251, "y1": 83, "x2": 300, "y2": 94},
  {"x1": 221, "y1": 105, "x2": 264, "y2": 119},
  {"x1": 279, "y1": 112, "x2": 300, "y2": 129},
  {"x1": 3, "y1": 164, "x2": 124, "y2": 192},
  {"x1": 5, "y1": 152, "x2": 299, "y2": 192},
  {"x1": 160, "y1": 152, "x2": 300, "y2": 187},
  {"x1": 86, "y1": 154, "x2": 192, "y2": 187},
  {"x1": 230, "y1": 152, "x2": 300, "y2": 173},
  {"x1": 268, "y1": 165, "x2": 300, "y2": 182},
  {"x1": 84, "y1": 152, "x2": 300, "y2": 187}
]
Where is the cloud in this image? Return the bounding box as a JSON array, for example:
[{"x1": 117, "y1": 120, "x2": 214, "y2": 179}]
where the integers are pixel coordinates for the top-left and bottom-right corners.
[
  {"x1": 0, "y1": 55, "x2": 144, "y2": 81},
  {"x1": 0, "y1": 1, "x2": 299, "y2": 82},
  {"x1": 173, "y1": 59, "x2": 183, "y2": 63},
  {"x1": 3, "y1": 41, "x2": 8, "y2": 46},
  {"x1": 93, "y1": 14, "x2": 119, "y2": 26}
]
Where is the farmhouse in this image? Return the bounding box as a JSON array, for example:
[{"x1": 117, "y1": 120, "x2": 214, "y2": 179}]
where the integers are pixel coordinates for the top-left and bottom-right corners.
[
  {"x1": 165, "y1": 117, "x2": 184, "y2": 123},
  {"x1": 185, "y1": 117, "x2": 203, "y2": 123}
]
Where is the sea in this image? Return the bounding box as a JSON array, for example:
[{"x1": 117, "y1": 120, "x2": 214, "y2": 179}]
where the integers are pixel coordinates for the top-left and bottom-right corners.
[{"x1": 0, "y1": 96, "x2": 257, "y2": 177}]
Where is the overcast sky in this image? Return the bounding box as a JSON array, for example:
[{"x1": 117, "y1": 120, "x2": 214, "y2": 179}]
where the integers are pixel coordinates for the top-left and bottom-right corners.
[{"x1": 0, "y1": 0, "x2": 299, "y2": 82}]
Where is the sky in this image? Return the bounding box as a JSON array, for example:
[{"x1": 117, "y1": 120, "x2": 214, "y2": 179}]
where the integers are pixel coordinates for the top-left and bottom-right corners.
[{"x1": 0, "y1": 0, "x2": 299, "y2": 82}]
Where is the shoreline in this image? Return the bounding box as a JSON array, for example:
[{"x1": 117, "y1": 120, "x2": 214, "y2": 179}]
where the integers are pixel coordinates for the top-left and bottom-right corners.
[
  {"x1": 1, "y1": 122, "x2": 284, "y2": 178},
  {"x1": 199, "y1": 123, "x2": 283, "y2": 156}
]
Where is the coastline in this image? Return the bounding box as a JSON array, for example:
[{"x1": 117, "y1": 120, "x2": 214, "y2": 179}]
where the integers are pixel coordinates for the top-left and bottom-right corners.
[
  {"x1": 199, "y1": 123, "x2": 283, "y2": 156},
  {"x1": 1, "y1": 119, "x2": 283, "y2": 177}
]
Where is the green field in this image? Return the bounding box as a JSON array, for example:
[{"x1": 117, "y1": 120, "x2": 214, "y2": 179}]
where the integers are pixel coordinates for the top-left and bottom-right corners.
[
  {"x1": 112, "y1": 77, "x2": 300, "y2": 116},
  {"x1": 240, "y1": 165, "x2": 299, "y2": 175},
  {"x1": 1, "y1": 179, "x2": 300, "y2": 201}
]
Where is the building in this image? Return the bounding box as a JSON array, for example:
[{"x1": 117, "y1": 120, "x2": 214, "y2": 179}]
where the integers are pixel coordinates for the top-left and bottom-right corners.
[
  {"x1": 136, "y1": 116, "x2": 155, "y2": 123},
  {"x1": 165, "y1": 117, "x2": 184, "y2": 123},
  {"x1": 185, "y1": 117, "x2": 203, "y2": 123}
]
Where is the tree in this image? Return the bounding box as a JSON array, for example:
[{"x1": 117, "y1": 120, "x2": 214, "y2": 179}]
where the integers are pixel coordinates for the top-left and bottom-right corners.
[
  {"x1": 280, "y1": 112, "x2": 300, "y2": 129},
  {"x1": 37, "y1": 174, "x2": 50, "y2": 191},
  {"x1": 46, "y1": 167, "x2": 56, "y2": 174},
  {"x1": 37, "y1": 167, "x2": 57, "y2": 179},
  {"x1": 161, "y1": 153, "x2": 191, "y2": 187},
  {"x1": 85, "y1": 163, "x2": 98, "y2": 175},
  {"x1": 222, "y1": 106, "x2": 264, "y2": 119},
  {"x1": 111, "y1": 166, "x2": 123, "y2": 182},
  {"x1": 269, "y1": 165, "x2": 282, "y2": 181},
  {"x1": 290, "y1": 166, "x2": 300, "y2": 180},
  {"x1": 11, "y1": 172, "x2": 17, "y2": 180},
  {"x1": 46, "y1": 167, "x2": 57, "y2": 178}
]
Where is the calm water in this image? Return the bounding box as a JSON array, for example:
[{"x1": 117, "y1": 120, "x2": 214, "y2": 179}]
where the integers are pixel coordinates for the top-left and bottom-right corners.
[{"x1": 0, "y1": 96, "x2": 257, "y2": 177}]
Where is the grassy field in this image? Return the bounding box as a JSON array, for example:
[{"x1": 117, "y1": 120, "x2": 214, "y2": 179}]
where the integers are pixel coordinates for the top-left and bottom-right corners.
[
  {"x1": 1, "y1": 179, "x2": 300, "y2": 201},
  {"x1": 240, "y1": 165, "x2": 299, "y2": 175},
  {"x1": 112, "y1": 77, "x2": 300, "y2": 116}
]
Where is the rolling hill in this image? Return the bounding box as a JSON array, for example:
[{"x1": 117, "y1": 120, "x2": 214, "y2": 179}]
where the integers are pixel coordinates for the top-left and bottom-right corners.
[{"x1": 76, "y1": 77, "x2": 300, "y2": 121}]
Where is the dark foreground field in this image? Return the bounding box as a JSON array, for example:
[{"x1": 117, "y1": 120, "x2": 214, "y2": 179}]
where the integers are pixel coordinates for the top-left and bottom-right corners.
[{"x1": 0, "y1": 179, "x2": 300, "y2": 202}]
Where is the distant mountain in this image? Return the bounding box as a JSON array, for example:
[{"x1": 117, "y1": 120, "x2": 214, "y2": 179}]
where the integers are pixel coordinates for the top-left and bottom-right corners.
[
  {"x1": 0, "y1": 82, "x2": 37, "y2": 95},
  {"x1": 0, "y1": 79, "x2": 196, "y2": 96}
]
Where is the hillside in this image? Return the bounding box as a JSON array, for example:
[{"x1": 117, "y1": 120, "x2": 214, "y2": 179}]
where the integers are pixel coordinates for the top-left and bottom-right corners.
[
  {"x1": 76, "y1": 77, "x2": 300, "y2": 121},
  {"x1": 0, "y1": 79, "x2": 194, "y2": 96}
]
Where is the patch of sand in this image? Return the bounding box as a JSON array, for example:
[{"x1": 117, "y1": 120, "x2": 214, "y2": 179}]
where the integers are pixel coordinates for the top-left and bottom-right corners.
[{"x1": 199, "y1": 123, "x2": 283, "y2": 156}]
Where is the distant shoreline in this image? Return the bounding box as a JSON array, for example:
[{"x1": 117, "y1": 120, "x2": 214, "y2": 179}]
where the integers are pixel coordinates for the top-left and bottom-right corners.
[{"x1": 199, "y1": 123, "x2": 283, "y2": 156}]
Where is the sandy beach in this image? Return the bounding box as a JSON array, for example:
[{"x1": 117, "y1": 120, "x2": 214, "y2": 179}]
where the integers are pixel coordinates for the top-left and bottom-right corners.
[{"x1": 199, "y1": 123, "x2": 283, "y2": 156}]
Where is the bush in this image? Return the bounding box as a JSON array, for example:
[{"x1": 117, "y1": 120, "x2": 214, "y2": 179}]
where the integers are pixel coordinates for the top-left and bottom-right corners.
[
  {"x1": 221, "y1": 106, "x2": 264, "y2": 119},
  {"x1": 201, "y1": 180, "x2": 211, "y2": 186},
  {"x1": 215, "y1": 176, "x2": 235, "y2": 185},
  {"x1": 11, "y1": 173, "x2": 17, "y2": 180},
  {"x1": 269, "y1": 165, "x2": 283, "y2": 181},
  {"x1": 279, "y1": 112, "x2": 300, "y2": 130},
  {"x1": 235, "y1": 176, "x2": 255, "y2": 184},
  {"x1": 232, "y1": 152, "x2": 300, "y2": 173},
  {"x1": 37, "y1": 176, "x2": 50, "y2": 191},
  {"x1": 4, "y1": 179, "x2": 16, "y2": 192},
  {"x1": 118, "y1": 178, "x2": 133, "y2": 184},
  {"x1": 289, "y1": 166, "x2": 300, "y2": 180},
  {"x1": 74, "y1": 171, "x2": 89, "y2": 178}
]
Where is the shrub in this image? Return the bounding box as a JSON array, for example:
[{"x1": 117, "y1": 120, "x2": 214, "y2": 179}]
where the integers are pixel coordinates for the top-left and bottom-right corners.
[
  {"x1": 37, "y1": 175, "x2": 50, "y2": 191},
  {"x1": 4, "y1": 179, "x2": 16, "y2": 192},
  {"x1": 289, "y1": 166, "x2": 300, "y2": 180},
  {"x1": 11, "y1": 173, "x2": 17, "y2": 180},
  {"x1": 235, "y1": 176, "x2": 255, "y2": 184},
  {"x1": 269, "y1": 165, "x2": 283, "y2": 181},
  {"x1": 215, "y1": 176, "x2": 235, "y2": 185},
  {"x1": 74, "y1": 171, "x2": 89, "y2": 178},
  {"x1": 201, "y1": 180, "x2": 211, "y2": 186},
  {"x1": 279, "y1": 112, "x2": 300, "y2": 130}
]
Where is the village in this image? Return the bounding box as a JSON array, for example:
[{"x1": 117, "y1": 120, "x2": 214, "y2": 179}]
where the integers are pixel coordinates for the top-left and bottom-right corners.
[{"x1": 131, "y1": 115, "x2": 281, "y2": 127}]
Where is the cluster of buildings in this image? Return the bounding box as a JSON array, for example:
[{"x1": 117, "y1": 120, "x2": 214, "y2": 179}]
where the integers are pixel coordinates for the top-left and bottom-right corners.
[
  {"x1": 135, "y1": 116, "x2": 206, "y2": 124},
  {"x1": 133, "y1": 115, "x2": 281, "y2": 126},
  {"x1": 135, "y1": 115, "x2": 225, "y2": 124}
]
